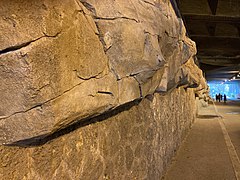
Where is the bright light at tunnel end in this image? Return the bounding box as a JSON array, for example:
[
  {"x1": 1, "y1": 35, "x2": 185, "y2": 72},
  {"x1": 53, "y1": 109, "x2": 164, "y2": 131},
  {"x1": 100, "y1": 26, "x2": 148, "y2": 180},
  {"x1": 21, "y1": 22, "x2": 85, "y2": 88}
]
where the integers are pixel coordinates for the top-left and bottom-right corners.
[{"x1": 207, "y1": 80, "x2": 240, "y2": 100}]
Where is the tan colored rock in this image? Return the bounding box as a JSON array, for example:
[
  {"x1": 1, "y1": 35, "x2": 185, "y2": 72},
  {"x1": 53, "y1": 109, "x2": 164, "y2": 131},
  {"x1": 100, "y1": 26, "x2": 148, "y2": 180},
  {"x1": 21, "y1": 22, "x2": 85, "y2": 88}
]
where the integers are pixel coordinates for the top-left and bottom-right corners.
[
  {"x1": 0, "y1": 88, "x2": 197, "y2": 179},
  {"x1": 0, "y1": 0, "x2": 111, "y2": 144},
  {"x1": 0, "y1": 0, "x2": 108, "y2": 118},
  {"x1": 0, "y1": 1, "x2": 45, "y2": 51},
  {"x1": 0, "y1": 73, "x2": 118, "y2": 144},
  {"x1": 118, "y1": 77, "x2": 140, "y2": 104},
  {"x1": 0, "y1": 1, "x2": 209, "y2": 179},
  {"x1": 0, "y1": 0, "x2": 206, "y2": 144}
]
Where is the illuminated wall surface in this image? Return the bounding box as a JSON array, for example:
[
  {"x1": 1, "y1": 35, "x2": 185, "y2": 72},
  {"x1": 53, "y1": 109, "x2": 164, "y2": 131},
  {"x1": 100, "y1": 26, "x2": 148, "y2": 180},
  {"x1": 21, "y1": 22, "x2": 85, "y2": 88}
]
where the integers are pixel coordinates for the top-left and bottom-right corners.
[{"x1": 208, "y1": 81, "x2": 240, "y2": 100}]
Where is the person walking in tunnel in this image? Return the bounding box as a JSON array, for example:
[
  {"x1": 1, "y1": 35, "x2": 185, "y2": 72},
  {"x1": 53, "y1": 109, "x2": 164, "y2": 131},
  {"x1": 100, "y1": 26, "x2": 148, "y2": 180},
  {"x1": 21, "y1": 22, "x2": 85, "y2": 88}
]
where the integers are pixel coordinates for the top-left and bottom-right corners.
[
  {"x1": 218, "y1": 93, "x2": 221, "y2": 102},
  {"x1": 224, "y1": 94, "x2": 227, "y2": 103},
  {"x1": 216, "y1": 94, "x2": 218, "y2": 102}
]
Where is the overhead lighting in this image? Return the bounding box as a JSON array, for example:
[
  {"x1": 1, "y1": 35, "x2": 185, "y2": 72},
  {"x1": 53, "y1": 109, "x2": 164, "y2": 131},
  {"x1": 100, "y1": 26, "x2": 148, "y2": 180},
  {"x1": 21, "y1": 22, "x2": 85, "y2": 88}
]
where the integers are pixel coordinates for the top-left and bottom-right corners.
[{"x1": 233, "y1": 76, "x2": 236, "y2": 80}]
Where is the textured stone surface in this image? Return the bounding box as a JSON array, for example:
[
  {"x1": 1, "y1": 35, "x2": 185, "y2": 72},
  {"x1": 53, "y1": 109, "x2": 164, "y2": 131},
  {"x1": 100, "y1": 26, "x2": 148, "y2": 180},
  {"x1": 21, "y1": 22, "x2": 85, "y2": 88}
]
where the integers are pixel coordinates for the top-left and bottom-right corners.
[
  {"x1": 0, "y1": 1, "x2": 210, "y2": 178},
  {"x1": 0, "y1": 88, "x2": 197, "y2": 179},
  {"x1": 0, "y1": 0, "x2": 205, "y2": 145},
  {"x1": 0, "y1": 0, "x2": 204, "y2": 148},
  {"x1": 0, "y1": 0, "x2": 112, "y2": 144}
]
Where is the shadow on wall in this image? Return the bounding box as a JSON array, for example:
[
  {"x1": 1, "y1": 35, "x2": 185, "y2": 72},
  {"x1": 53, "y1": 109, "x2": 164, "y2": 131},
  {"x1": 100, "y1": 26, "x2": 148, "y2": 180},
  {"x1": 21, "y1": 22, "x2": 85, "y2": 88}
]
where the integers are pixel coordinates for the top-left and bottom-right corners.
[{"x1": 7, "y1": 99, "x2": 142, "y2": 147}]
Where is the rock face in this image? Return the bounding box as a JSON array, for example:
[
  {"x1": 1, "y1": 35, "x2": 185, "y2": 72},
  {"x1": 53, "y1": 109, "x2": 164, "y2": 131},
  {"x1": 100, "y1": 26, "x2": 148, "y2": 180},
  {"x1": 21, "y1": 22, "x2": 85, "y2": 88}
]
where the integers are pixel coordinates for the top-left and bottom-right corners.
[
  {"x1": 0, "y1": 0, "x2": 209, "y2": 178},
  {"x1": 0, "y1": 88, "x2": 197, "y2": 179},
  {"x1": 0, "y1": 0, "x2": 203, "y2": 145}
]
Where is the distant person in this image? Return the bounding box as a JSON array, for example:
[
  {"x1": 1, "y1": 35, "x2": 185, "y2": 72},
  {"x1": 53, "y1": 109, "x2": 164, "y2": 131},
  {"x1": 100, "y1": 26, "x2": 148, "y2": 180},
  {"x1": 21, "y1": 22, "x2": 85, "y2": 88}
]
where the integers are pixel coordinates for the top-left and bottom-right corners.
[
  {"x1": 215, "y1": 94, "x2": 218, "y2": 102},
  {"x1": 224, "y1": 94, "x2": 227, "y2": 103},
  {"x1": 218, "y1": 93, "x2": 221, "y2": 102},
  {"x1": 220, "y1": 94, "x2": 223, "y2": 101}
]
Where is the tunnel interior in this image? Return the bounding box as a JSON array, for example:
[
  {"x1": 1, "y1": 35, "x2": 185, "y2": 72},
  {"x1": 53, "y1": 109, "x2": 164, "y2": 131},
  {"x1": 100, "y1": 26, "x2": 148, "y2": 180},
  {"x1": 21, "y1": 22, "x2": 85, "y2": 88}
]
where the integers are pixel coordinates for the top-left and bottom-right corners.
[
  {"x1": 0, "y1": 0, "x2": 239, "y2": 179},
  {"x1": 176, "y1": 0, "x2": 240, "y2": 90}
]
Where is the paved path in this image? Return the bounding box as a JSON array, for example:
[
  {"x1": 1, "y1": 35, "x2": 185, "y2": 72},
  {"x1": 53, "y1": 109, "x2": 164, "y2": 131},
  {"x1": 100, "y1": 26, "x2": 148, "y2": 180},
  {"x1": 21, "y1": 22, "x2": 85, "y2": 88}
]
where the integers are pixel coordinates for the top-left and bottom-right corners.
[{"x1": 163, "y1": 100, "x2": 240, "y2": 180}]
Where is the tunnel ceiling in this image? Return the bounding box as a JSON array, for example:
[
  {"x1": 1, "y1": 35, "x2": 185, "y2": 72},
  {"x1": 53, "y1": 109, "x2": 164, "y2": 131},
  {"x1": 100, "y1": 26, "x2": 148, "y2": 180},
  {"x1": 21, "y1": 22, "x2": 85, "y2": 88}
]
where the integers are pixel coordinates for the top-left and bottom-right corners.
[{"x1": 177, "y1": 0, "x2": 240, "y2": 81}]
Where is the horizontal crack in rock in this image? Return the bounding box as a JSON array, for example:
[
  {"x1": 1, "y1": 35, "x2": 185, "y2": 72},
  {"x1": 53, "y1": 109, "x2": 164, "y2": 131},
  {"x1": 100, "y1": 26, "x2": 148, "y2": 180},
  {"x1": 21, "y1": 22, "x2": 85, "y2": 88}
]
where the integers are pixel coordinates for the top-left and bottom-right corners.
[
  {"x1": 0, "y1": 38, "x2": 41, "y2": 55},
  {"x1": 97, "y1": 91, "x2": 114, "y2": 96},
  {"x1": 0, "y1": 80, "x2": 82, "y2": 121},
  {"x1": 88, "y1": 90, "x2": 114, "y2": 98},
  {"x1": 1, "y1": 70, "x2": 110, "y2": 121},
  {"x1": 95, "y1": 16, "x2": 139, "y2": 23},
  {"x1": 8, "y1": 99, "x2": 142, "y2": 147},
  {"x1": 140, "y1": 0, "x2": 156, "y2": 7},
  {"x1": 74, "y1": 68, "x2": 106, "y2": 80},
  {"x1": 0, "y1": 32, "x2": 61, "y2": 56}
]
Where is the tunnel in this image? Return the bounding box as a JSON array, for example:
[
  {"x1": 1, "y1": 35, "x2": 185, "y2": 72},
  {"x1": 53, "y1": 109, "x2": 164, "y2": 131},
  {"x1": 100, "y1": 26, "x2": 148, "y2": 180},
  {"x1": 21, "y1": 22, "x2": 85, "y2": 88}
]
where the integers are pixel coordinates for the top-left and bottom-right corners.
[{"x1": 0, "y1": 0, "x2": 239, "y2": 179}]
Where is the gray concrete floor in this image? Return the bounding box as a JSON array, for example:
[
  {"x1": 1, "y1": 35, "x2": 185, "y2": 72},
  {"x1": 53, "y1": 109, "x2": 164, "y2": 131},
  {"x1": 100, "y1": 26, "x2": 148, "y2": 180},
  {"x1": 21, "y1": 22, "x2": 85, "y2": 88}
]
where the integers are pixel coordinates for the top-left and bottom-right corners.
[{"x1": 163, "y1": 100, "x2": 240, "y2": 180}]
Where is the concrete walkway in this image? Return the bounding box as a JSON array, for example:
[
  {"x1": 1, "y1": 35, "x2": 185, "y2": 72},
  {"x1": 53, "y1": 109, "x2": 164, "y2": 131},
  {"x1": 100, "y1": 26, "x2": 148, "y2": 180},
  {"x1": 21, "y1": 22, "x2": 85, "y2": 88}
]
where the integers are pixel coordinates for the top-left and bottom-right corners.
[{"x1": 163, "y1": 100, "x2": 240, "y2": 180}]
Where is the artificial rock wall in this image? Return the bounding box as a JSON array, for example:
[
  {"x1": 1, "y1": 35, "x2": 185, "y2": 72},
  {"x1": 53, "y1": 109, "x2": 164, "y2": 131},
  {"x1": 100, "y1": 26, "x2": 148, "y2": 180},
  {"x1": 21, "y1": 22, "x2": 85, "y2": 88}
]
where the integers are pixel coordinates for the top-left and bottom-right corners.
[
  {"x1": 0, "y1": 88, "x2": 197, "y2": 179},
  {"x1": 0, "y1": 0, "x2": 207, "y2": 179}
]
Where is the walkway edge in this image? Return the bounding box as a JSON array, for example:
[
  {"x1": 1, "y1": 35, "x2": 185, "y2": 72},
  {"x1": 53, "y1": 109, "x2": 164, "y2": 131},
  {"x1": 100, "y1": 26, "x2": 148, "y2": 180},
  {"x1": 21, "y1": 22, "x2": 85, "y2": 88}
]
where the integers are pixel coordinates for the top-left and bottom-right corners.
[
  {"x1": 218, "y1": 118, "x2": 240, "y2": 180},
  {"x1": 213, "y1": 102, "x2": 240, "y2": 180}
]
